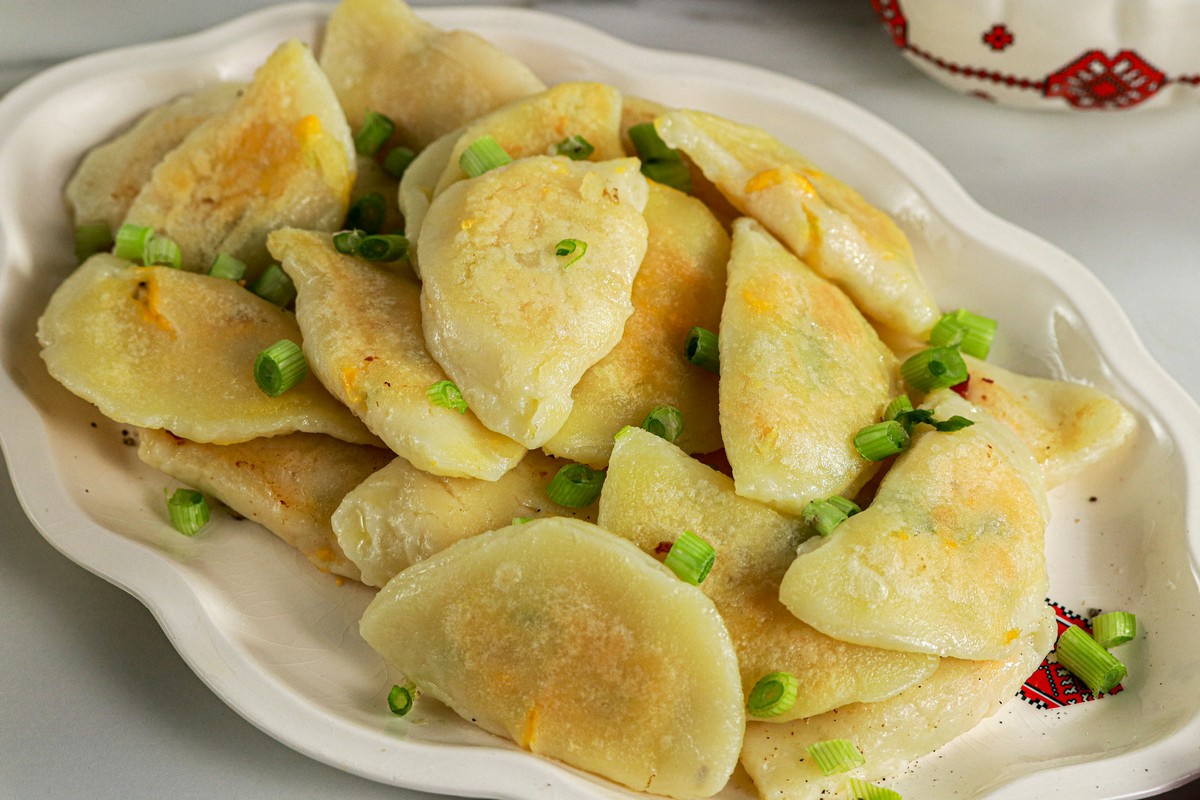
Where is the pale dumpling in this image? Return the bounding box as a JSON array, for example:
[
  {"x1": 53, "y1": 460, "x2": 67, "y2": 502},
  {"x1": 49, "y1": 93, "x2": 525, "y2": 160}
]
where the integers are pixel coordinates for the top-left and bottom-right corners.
[
  {"x1": 396, "y1": 129, "x2": 458, "y2": 273},
  {"x1": 419, "y1": 156, "x2": 650, "y2": 448},
  {"x1": 720, "y1": 217, "x2": 899, "y2": 515},
  {"x1": 960, "y1": 354, "x2": 1136, "y2": 488},
  {"x1": 542, "y1": 181, "x2": 727, "y2": 467},
  {"x1": 360, "y1": 517, "x2": 745, "y2": 798},
  {"x1": 37, "y1": 254, "x2": 378, "y2": 446},
  {"x1": 269, "y1": 228, "x2": 526, "y2": 480},
  {"x1": 739, "y1": 615, "x2": 1056, "y2": 800},
  {"x1": 319, "y1": 0, "x2": 545, "y2": 150},
  {"x1": 779, "y1": 390, "x2": 1050, "y2": 660},
  {"x1": 598, "y1": 427, "x2": 939, "y2": 721},
  {"x1": 123, "y1": 39, "x2": 354, "y2": 276},
  {"x1": 65, "y1": 82, "x2": 243, "y2": 232},
  {"x1": 138, "y1": 428, "x2": 393, "y2": 580},
  {"x1": 655, "y1": 109, "x2": 939, "y2": 337},
  {"x1": 332, "y1": 450, "x2": 594, "y2": 587}
]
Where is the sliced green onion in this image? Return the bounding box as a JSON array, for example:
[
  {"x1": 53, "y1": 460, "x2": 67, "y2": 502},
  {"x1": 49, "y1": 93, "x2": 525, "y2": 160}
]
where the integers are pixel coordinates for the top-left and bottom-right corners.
[
  {"x1": 460, "y1": 135, "x2": 511, "y2": 178},
  {"x1": 613, "y1": 425, "x2": 638, "y2": 442},
  {"x1": 554, "y1": 238, "x2": 587, "y2": 269},
  {"x1": 847, "y1": 778, "x2": 903, "y2": 800},
  {"x1": 927, "y1": 313, "x2": 966, "y2": 350},
  {"x1": 208, "y1": 252, "x2": 246, "y2": 281},
  {"x1": 1055, "y1": 625, "x2": 1127, "y2": 694},
  {"x1": 387, "y1": 681, "x2": 418, "y2": 716},
  {"x1": 640, "y1": 159, "x2": 693, "y2": 193},
  {"x1": 627, "y1": 122, "x2": 678, "y2": 163},
  {"x1": 826, "y1": 495, "x2": 862, "y2": 517},
  {"x1": 641, "y1": 405, "x2": 684, "y2": 443},
  {"x1": 663, "y1": 530, "x2": 715, "y2": 585},
  {"x1": 1091, "y1": 611, "x2": 1137, "y2": 649},
  {"x1": 75, "y1": 223, "x2": 113, "y2": 264},
  {"x1": 901, "y1": 347, "x2": 969, "y2": 393},
  {"x1": 546, "y1": 463, "x2": 606, "y2": 508},
  {"x1": 382, "y1": 146, "x2": 416, "y2": 180},
  {"x1": 249, "y1": 263, "x2": 297, "y2": 307},
  {"x1": 853, "y1": 420, "x2": 910, "y2": 461},
  {"x1": 511, "y1": 516, "x2": 533, "y2": 525},
  {"x1": 166, "y1": 488, "x2": 210, "y2": 537},
  {"x1": 426, "y1": 379, "x2": 467, "y2": 414},
  {"x1": 359, "y1": 234, "x2": 410, "y2": 262},
  {"x1": 805, "y1": 739, "x2": 866, "y2": 776},
  {"x1": 802, "y1": 498, "x2": 850, "y2": 536},
  {"x1": 114, "y1": 223, "x2": 153, "y2": 262},
  {"x1": 884, "y1": 395, "x2": 913, "y2": 421},
  {"x1": 142, "y1": 234, "x2": 182, "y2": 269},
  {"x1": 555, "y1": 134, "x2": 595, "y2": 160},
  {"x1": 254, "y1": 339, "x2": 307, "y2": 397},
  {"x1": 332, "y1": 229, "x2": 365, "y2": 256},
  {"x1": 354, "y1": 110, "x2": 395, "y2": 157},
  {"x1": 932, "y1": 415, "x2": 974, "y2": 432},
  {"x1": 345, "y1": 191, "x2": 387, "y2": 235},
  {"x1": 684, "y1": 326, "x2": 720, "y2": 375},
  {"x1": 747, "y1": 671, "x2": 798, "y2": 718},
  {"x1": 929, "y1": 308, "x2": 997, "y2": 360}
]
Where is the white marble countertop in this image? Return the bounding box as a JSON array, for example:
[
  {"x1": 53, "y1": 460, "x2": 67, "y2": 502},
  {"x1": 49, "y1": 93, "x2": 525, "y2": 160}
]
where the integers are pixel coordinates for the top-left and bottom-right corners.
[{"x1": 1, "y1": 1, "x2": 1198, "y2": 797}]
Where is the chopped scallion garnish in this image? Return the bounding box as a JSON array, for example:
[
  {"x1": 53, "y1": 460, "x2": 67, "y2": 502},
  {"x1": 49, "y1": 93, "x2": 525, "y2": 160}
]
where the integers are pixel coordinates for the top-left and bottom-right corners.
[
  {"x1": 641, "y1": 405, "x2": 684, "y2": 443},
  {"x1": 901, "y1": 347, "x2": 969, "y2": 393},
  {"x1": 554, "y1": 238, "x2": 587, "y2": 269},
  {"x1": 387, "y1": 681, "x2": 418, "y2": 716},
  {"x1": 254, "y1": 339, "x2": 307, "y2": 397},
  {"x1": 166, "y1": 488, "x2": 210, "y2": 537},
  {"x1": 332, "y1": 229, "x2": 365, "y2": 256},
  {"x1": 249, "y1": 263, "x2": 297, "y2": 307},
  {"x1": 805, "y1": 739, "x2": 866, "y2": 776},
  {"x1": 884, "y1": 395, "x2": 914, "y2": 421},
  {"x1": 894, "y1": 408, "x2": 976, "y2": 434},
  {"x1": 511, "y1": 516, "x2": 533, "y2": 525},
  {"x1": 663, "y1": 530, "x2": 715, "y2": 585},
  {"x1": 1090, "y1": 611, "x2": 1137, "y2": 649},
  {"x1": 142, "y1": 234, "x2": 182, "y2": 269},
  {"x1": 847, "y1": 778, "x2": 903, "y2": 800},
  {"x1": 932, "y1": 414, "x2": 974, "y2": 432},
  {"x1": 74, "y1": 223, "x2": 113, "y2": 264},
  {"x1": 209, "y1": 253, "x2": 246, "y2": 281},
  {"x1": 555, "y1": 134, "x2": 595, "y2": 160},
  {"x1": 546, "y1": 463, "x2": 605, "y2": 508},
  {"x1": 359, "y1": 234, "x2": 410, "y2": 262},
  {"x1": 640, "y1": 159, "x2": 693, "y2": 193},
  {"x1": 354, "y1": 111, "x2": 395, "y2": 157},
  {"x1": 684, "y1": 326, "x2": 720, "y2": 375},
  {"x1": 1055, "y1": 625, "x2": 1126, "y2": 694},
  {"x1": 460, "y1": 135, "x2": 511, "y2": 178},
  {"x1": 382, "y1": 146, "x2": 416, "y2": 180},
  {"x1": 345, "y1": 192, "x2": 387, "y2": 235},
  {"x1": 826, "y1": 495, "x2": 862, "y2": 517},
  {"x1": 426, "y1": 380, "x2": 468, "y2": 414},
  {"x1": 929, "y1": 308, "x2": 997, "y2": 360},
  {"x1": 803, "y1": 498, "x2": 853, "y2": 536},
  {"x1": 628, "y1": 122, "x2": 692, "y2": 193},
  {"x1": 853, "y1": 420, "x2": 910, "y2": 461},
  {"x1": 747, "y1": 671, "x2": 798, "y2": 718},
  {"x1": 114, "y1": 223, "x2": 153, "y2": 262}
]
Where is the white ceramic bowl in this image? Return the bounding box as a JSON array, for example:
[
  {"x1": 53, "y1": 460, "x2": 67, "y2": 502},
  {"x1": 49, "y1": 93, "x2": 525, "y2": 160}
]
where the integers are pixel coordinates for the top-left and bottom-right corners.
[{"x1": 870, "y1": 0, "x2": 1200, "y2": 110}]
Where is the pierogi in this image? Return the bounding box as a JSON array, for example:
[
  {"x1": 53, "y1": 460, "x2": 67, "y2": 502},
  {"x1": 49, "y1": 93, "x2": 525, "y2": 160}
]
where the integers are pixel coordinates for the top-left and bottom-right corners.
[
  {"x1": 332, "y1": 449, "x2": 595, "y2": 588},
  {"x1": 720, "y1": 217, "x2": 899, "y2": 515},
  {"x1": 123, "y1": 39, "x2": 354, "y2": 277},
  {"x1": 359, "y1": 517, "x2": 745, "y2": 798},
  {"x1": 542, "y1": 182, "x2": 727, "y2": 466},
  {"x1": 598, "y1": 427, "x2": 940, "y2": 721},
  {"x1": 655, "y1": 108, "x2": 940, "y2": 337},
  {"x1": 779, "y1": 391, "x2": 1050, "y2": 660},
  {"x1": 318, "y1": 0, "x2": 545, "y2": 149},
  {"x1": 138, "y1": 428, "x2": 393, "y2": 580},
  {"x1": 268, "y1": 228, "x2": 526, "y2": 480},
  {"x1": 37, "y1": 254, "x2": 377, "y2": 446},
  {"x1": 419, "y1": 156, "x2": 650, "y2": 448}
]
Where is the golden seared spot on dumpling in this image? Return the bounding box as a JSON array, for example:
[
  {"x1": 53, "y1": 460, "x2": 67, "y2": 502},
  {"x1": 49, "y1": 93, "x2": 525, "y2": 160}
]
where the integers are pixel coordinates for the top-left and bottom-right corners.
[
  {"x1": 332, "y1": 449, "x2": 594, "y2": 587},
  {"x1": 599, "y1": 427, "x2": 939, "y2": 721},
  {"x1": 720, "y1": 218, "x2": 898, "y2": 515},
  {"x1": 36, "y1": 254, "x2": 377, "y2": 446},
  {"x1": 319, "y1": 0, "x2": 544, "y2": 150},
  {"x1": 960, "y1": 354, "x2": 1136, "y2": 488},
  {"x1": 123, "y1": 39, "x2": 354, "y2": 276},
  {"x1": 779, "y1": 390, "x2": 1050, "y2": 661},
  {"x1": 268, "y1": 228, "x2": 526, "y2": 480},
  {"x1": 360, "y1": 518, "x2": 745, "y2": 798},
  {"x1": 543, "y1": 182, "x2": 727, "y2": 467},
  {"x1": 419, "y1": 156, "x2": 650, "y2": 449},
  {"x1": 433, "y1": 82, "x2": 625, "y2": 196},
  {"x1": 138, "y1": 428, "x2": 392, "y2": 581},
  {"x1": 739, "y1": 614, "x2": 1055, "y2": 800},
  {"x1": 655, "y1": 108, "x2": 939, "y2": 337},
  {"x1": 65, "y1": 82, "x2": 244, "y2": 233}
]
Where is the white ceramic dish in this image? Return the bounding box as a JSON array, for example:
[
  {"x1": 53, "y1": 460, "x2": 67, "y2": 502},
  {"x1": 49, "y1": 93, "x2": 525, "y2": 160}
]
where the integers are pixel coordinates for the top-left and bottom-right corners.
[{"x1": 1, "y1": 4, "x2": 1199, "y2": 798}]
